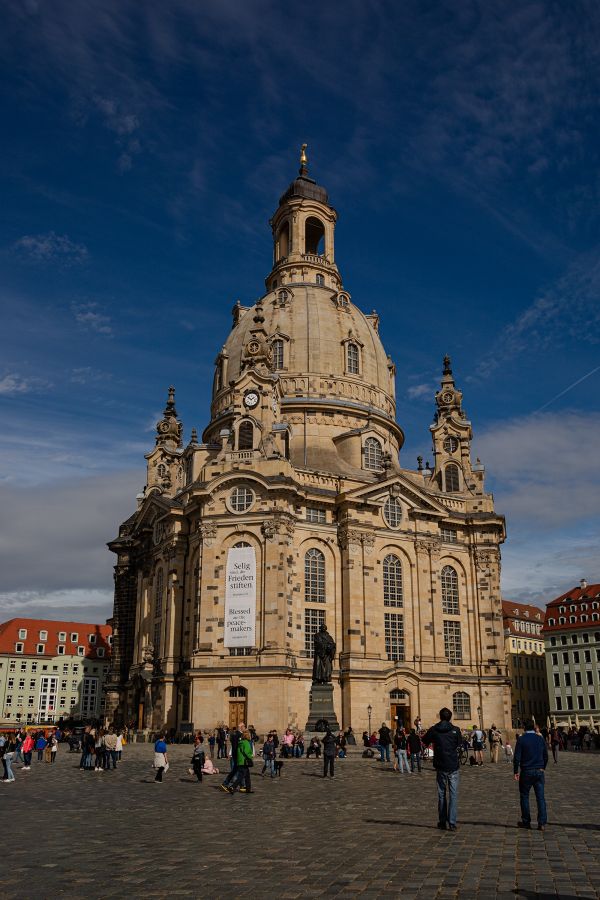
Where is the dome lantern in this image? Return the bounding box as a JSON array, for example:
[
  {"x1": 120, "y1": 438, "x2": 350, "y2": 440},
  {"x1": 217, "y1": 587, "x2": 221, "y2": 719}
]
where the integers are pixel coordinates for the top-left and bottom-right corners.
[{"x1": 266, "y1": 145, "x2": 342, "y2": 293}]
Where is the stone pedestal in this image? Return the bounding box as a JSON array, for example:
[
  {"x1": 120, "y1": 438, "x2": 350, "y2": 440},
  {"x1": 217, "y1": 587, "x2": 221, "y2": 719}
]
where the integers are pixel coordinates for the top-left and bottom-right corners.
[{"x1": 305, "y1": 683, "x2": 340, "y2": 732}]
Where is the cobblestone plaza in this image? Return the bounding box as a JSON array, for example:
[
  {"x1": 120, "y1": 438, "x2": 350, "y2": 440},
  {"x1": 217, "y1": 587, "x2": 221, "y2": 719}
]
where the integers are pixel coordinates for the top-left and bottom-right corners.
[{"x1": 1, "y1": 745, "x2": 598, "y2": 898}]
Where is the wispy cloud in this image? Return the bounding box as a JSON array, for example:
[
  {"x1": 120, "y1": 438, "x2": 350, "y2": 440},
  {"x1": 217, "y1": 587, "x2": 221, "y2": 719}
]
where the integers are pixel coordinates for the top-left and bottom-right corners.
[
  {"x1": 70, "y1": 366, "x2": 112, "y2": 385},
  {"x1": 71, "y1": 302, "x2": 113, "y2": 335},
  {"x1": 0, "y1": 373, "x2": 51, "y2": 395},
  {"x1": 474, "y1": 254, "x2": 600, "y2": 379},
  {"x1": 12, "y1": 231, "x2": 88, "y2": 265},
  {"x1": 407, "y1": 383, "x2": 433, "y2": 401}
]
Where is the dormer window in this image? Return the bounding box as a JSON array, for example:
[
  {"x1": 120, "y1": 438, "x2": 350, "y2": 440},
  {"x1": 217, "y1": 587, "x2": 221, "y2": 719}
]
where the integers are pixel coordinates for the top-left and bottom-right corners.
[
  {"x1": 363, "y1": 437, "x2": 383, "y2": 471},
  {"x1": 39, "y1": 630, "x2": 48, "y2": 641},
  {"x1": 347, "y1": 342, "x2": 360, "y2": 375}
]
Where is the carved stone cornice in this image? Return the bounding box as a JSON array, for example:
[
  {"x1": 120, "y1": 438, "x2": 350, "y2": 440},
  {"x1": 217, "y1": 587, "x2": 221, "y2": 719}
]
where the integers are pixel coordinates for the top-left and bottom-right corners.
[{"x1": 338, "y1": 526, "x2": 374, "y2": 554}]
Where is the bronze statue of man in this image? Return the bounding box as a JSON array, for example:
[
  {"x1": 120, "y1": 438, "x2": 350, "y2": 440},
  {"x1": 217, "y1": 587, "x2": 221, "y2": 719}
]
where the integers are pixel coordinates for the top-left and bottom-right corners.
[{"x1": 312, "y1": 624, "x2": 336, "y2": 684}]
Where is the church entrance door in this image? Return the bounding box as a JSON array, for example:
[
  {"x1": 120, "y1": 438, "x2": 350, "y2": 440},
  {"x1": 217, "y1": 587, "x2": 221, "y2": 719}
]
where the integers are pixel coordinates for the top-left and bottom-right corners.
[
  {"x1": 229, "y1": 700, "x2": 247, "y2": 730},
  {"x1": 390, "y1": 702, "x2": 411, "y2": 731}
]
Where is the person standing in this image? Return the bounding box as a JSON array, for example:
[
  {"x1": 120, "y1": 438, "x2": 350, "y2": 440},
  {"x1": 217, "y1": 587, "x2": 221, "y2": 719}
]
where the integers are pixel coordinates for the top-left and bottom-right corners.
[
  {"x1": 408, "y1": 728, "x2": 423, "y2": 773},
  {"x1": 378, "y1": 723, "x2": 392, "y2": 763},
  {"x1": 471, "y1": 724, "x2": 485, "y2": 766},
  {"x1": 94, "y1": 730, "x2": 105, "y2": 772},
  {"x1": 35, "y1": 733, "x2": 47, "y2": 762},
  {"x1": 261, "y1": 734, "x2": 275, "y2": 777},
  {"x1": 104, "y1": 729, "x2": 118, "y2": 769},
  {"x1": 322, "y1": 728, "x2": 336, "y2": 778},
  {"x1": 489, "y1": 725, "x2": 502, "y2": 764},
  {"x1": 394, "y1": 730, "x2": 411, "y2": 774},
  {"x1": 550, "y1": 727, "x2": 561, "y2": 764},
  {"x1": 50, "y1": 733, "x2": 58, "y2": 763},
  {"x1": 514, "y1": 719, "x2": 548, "y2": 831},
  {"x1": 423, "y1": 708, "x2": 463, "y2": 832},
  {"x1": 22, "y1": 732, "x2": 34, "y2": 770},
  {"x1": 190, "y1": 733, "x2": 205, "y2": 782},
  {"x1": 153, "y1": 732, "x2": 169, "y2": 783},
  {"x1": 208, "y1": 732, "x2": 216, "y2": 759},
  {"x1": 115, "y1": 730, "x2": 124, "y2": 761}
]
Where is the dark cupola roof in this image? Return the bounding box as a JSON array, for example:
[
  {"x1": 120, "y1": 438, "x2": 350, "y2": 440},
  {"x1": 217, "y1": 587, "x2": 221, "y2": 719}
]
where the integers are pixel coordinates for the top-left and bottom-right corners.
[{"x1": 278, "y1": 143, "x2": 329, "y2": 205}]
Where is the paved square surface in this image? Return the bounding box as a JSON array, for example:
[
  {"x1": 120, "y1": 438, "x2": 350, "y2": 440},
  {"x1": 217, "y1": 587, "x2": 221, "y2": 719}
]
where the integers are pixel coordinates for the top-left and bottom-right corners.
[{"x1": 1, "y1": 745, "x2": 599, "y2": 898}]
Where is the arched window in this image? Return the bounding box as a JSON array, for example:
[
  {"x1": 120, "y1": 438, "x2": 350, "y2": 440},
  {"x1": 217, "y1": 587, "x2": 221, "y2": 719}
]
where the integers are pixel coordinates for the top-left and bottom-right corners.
[
  {"x1": 383, "y1": 554, "x2": 403, "y2": 607},
  {"x1": 237, "y1": 421, "x2": 254, "y2": 450},
  {"x1": 276, "y1": 221, "x2": 289, "y2": 259},
  {"x1": 315, "y1": 273, "x2": 325, "y2": 286},
  {"x1": 272, "y1": 339, "x2": 284, "y2": 370},
  {"x1": 347, "y1": 342, "x2": 359, "y2": 374},
  {"x1": 305, "y1": 548, "x2": 325, "y2": 603},
  {"x1": 228, "y1": 686, "x2": 247, "y2": 697},
  {"x1": 364, "y1": 437, "x2": 383, "y2": 471},
  {"x1": 390, "y1": 689, "x2": 408, "y2": 701},
  {"x1": 441, "y1": 565, "x2": 459, "y2": 614},
  {"x1": 452, "y1": 691, "x2": 471, "y2": 719},
  {"x1": 445, "y1": 463, "x2": 460, "y2": 492},
  {"x1": 305, "y1": 216, "x2": 325, "y2": 255},
  {"x1": 233, "y1": 541, "x2": 251, "y2": 548},
  {"x1": 157, "y1": 463, "x2": 167, "y2": 479},
  {"x1": 383, "y1": 495, "x2": 402, "y2": 528},
  {"x1": 154, "y1": 568, "x2": 164, "y2": 619}
]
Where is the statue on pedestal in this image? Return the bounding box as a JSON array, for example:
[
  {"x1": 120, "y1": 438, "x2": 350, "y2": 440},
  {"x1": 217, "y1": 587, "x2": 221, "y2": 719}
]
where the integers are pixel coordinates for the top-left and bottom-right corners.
[{"x1": 312, "y1": 624, "x2": 336, "y2": 684}]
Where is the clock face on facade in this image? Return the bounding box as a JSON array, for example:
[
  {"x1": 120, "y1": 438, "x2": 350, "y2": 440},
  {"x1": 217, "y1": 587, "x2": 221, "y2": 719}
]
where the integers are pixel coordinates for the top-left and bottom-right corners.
[
  {"x1": 247, "y1": 340, "x2": 260, "y2": 355},
  {"x1": 244, "y1": 390, "x2": 260, "y2": 409},
  {"x1": 442, "y1": 391, "x2": 454, "y2": 404}
]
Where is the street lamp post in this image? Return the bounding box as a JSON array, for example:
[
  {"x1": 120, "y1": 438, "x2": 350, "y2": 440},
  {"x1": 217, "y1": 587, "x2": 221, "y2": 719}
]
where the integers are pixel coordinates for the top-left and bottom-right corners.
[{"x1": 367, "y1": 704, "x2": 372, "y2": 735}]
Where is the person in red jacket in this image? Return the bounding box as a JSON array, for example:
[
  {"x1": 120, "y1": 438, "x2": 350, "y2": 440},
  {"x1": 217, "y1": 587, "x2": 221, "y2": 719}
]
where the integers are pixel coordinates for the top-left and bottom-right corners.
[{"x1": 21, "y1": 733, "x2": 35, "y2": 770}]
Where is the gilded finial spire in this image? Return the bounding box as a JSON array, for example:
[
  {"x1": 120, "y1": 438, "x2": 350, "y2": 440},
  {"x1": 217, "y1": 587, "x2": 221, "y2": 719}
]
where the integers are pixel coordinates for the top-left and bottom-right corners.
[
  {"x1": 299, "y1": 142, "x2": 308, "y2": 175},
  {"x1": 443, "y1": 355, "x2": 452, "y2": 376}
]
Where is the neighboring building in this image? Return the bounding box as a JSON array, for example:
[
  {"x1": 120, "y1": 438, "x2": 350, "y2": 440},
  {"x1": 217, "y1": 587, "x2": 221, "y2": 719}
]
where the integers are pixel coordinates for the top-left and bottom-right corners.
[
  {"x1": 107, "y1": 149, "x2": 510, "y2": 735},
  {"x1": 502, "y1": 600, "x2": 548, "y2": 726},
  {"x1": 543, "y1": 580, "x2": 600, "y2": 724},
  {"x1": 0, "y1": 618, "x2": 112, "y2": 725}
]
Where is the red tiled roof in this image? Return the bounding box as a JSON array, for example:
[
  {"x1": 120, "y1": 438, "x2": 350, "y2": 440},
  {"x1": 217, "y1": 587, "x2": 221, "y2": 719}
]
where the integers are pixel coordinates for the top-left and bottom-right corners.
[
  {"x1": 502, "y1": 600, "x2": 545, "y2": 637},
  {"x1": 0, "y1": 618, "x2": 111, "y2": 659},
  {"x1": 543, "y1": 584, "x2": 600, "y2": 633}
]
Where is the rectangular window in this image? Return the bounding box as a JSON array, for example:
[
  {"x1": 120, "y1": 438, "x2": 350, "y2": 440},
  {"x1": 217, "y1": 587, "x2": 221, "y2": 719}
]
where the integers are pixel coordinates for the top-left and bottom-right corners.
[
  {"x1": 440, "y1": 527, "x2": 458, "y2": 543},
  {"x1": 28, "y1": 696, "x2": 34, "y2": 706},
  {"x1": 31, "y1": 662, "x2": 37, "y2": 672},
  {"x1": 584, "y1": 650, "x2": 591, "y2": 663},
  {"x1": 573, "y1": 650, "x2": 580, "y2": 663},
  {"x1": 63, "y1": 664, "x2": 69, "y2": 674},
  {"x1": 575, "y1": 671, "x2": 582, "y2": 685},
  {"x1": 77, "y1": 646, "x2": 85, "y2": 656},
  {"x1": 6, "y1": 696, "x2": 12, "y2": 706},
  {"x1": 39, "y1": 630, "x2": 48, "y2": 641},
  {"x1": 562, "y1": 652, "x2": 569, "y2": 664},
  {"x1": 7, "y1": 678, "x2": 14, "y2": 688},
  {"x1": 36, "y1": 644, "x2": 45, "y2": 654},
  {"x1": 88, "y1": 634, "x2": 96, "y2": 645},
  {"x1": 153, "y1": 620, "x2": 161, "y2": 657},
  {"x1": 38, "y1": 676, "x2": 58, "y2": 717},
  {"x1": 443, "y1": 620, "x2": 463, "y2": 665},
  {"x1": 70, "y1": 697, "x2": 77, "y2": 707},
  {"x1": 577, "y1": 695, "x2": 585, "y2": 710},
  {"x1": 61, "y1": 679, "x2": 67, "y2": 690},
  {"x1": 304, "y1": 607, "x2": 326, "y2": 654},
  {"x1": 97, "y1": 647, "x2": 105, "y2": 658},
  {"x1": 565, "y1": 673, "x2": 571, "y2": 687},
  {"x1": 567, "y1": 695, "x2": 573, "y2": 710},
  {"x1": 551, "y1": 653, "x2": 558, "y2": 666},
  {"x1": 306, "y1": 507, "x2": 326, "y2": 524},
  {"x1": 29, "y1": 678, "x2": 35, "y2": 689},
  {"x1": 556, "y1": 696, "x2": 562, "y2": 711},
  {"x1": 70, "y1": 633, "x2": 78, "y2": 643},
  {"x1": 229, "y1": 647, "x2": 253, "y2": 656},
  {"x1": 15, "y1": 643, "x2": 24, "y2": 654},
  {"x1": 590, "y1": 695, "x2": 597, "y2": 710},
  {"x1": 81, "y1": 677, "x2": 98, "y2": 716},
  {"x1": 18, "y1": 679, "x2": 25, "y2": 689},
  {"x1": 384, "y1": 613, "x2": 404, "y2": 662},
  {"x1": 18, "y1": 628, "x2": 27, "y2": 640},
  {"x1": 71, "y1": 680, "x2": 78, "y2": 689},
  {"x1": 587, "y1": 670, "x2": 593, "y2": 685},
  {"x1": 57, "y1": 645, "x2": 65, "y2": 655},
  {"x1": 58, "y1": 632, "x2": 66, "y2": 642},
  {"x1": 20, "y1": 661, "x2": 27, "y2": 672}
]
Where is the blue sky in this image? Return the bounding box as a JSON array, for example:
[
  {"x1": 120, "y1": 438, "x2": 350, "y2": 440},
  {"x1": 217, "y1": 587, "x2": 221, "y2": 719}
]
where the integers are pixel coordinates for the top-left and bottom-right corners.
[{"x1": 1, "y1": 0, "x2": 599, "y2": 623}]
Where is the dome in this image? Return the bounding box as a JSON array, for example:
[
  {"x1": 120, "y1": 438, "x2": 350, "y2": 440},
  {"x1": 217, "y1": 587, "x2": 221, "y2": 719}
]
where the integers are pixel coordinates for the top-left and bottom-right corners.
[
  {"x1": 279, "y1": 174, "x2": 329, "y2": 206},
  {"x1": 219, "y1": 284, "x2": 398, "y2": 426}
]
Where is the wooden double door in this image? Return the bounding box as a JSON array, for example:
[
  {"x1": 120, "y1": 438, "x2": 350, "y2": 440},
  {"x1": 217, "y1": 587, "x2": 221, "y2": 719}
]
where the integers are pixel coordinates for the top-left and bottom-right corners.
[
  {"x1": 391, "y1": 702, "x2": 411, "y2": 731},
  {"x1": 229, "y1": 700, "x2": 247, "y2": 730}
]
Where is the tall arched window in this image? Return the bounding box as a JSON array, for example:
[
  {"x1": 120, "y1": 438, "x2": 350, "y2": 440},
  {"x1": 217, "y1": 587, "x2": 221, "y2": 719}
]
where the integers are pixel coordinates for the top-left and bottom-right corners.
[
  {"x1": 154, "y1": 568, "x2": 164, "y2": 619},
  {"x1": 347, "y1": 342, "x2": 359, "y2": 374},
  {"x1": 237, "y1": 421, "x2": 254, "y2": 450},
  {"x1": 364, "y1": 437, "x2": 383, "y2": 471},
  {"x1": 441, "y1": 565, "x2": 459, "y2": 614},
  {"x1": 445, "y1": 463, "x2": 460, "y2": 492},
  {"x1": 272, "y1": 338, "x2": 284, "y2": 370},
  {"x1": 452, "y1": 691, "x2": 470, "y2": 719},
  {"x1": 383, "y1": 554, "x2": 403, "y2": 607},
  {"x1": 276, "y1": 221, "x2": 289, "y2": 259},
  {"x1": 305, "y1": 548, "x2": 325, "y2": 603}
]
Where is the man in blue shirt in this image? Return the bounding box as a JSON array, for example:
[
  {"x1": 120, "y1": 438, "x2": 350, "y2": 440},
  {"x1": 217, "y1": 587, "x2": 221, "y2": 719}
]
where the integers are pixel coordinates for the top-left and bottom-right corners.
[{"x1": 514, "y1": 720, "x2": 548, "y2": 830}]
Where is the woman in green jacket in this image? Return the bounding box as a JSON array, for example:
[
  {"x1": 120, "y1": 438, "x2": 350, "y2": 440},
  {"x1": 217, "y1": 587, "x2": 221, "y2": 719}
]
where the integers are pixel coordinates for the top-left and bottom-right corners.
[{"x1": 235, "y1": 729, "x2": 254, "y2": 793}]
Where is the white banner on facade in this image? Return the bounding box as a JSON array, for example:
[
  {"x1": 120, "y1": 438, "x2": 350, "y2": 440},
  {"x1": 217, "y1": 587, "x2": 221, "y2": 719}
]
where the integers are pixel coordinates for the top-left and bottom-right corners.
[{"x1": 224, "y1": 545, "x2": 256, "y2": 648}]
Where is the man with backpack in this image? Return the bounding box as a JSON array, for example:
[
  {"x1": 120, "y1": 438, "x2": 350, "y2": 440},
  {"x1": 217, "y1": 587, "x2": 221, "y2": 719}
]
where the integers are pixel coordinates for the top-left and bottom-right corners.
[
  {"x1": 471, "y1": 724, "x2": 485, "y2": 766},
  {"x1": 423, "y1": 708, "x2": 463, "y2": 832}
]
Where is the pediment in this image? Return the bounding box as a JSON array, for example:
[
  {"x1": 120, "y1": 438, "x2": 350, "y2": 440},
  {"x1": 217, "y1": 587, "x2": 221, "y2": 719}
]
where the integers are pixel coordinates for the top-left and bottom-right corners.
[
  {"x1": 341, "y1": 474, "x2": 448, "y2": 518},
  {"x1": 132, "y1": 494, "x2": 173, "y2": 533}
]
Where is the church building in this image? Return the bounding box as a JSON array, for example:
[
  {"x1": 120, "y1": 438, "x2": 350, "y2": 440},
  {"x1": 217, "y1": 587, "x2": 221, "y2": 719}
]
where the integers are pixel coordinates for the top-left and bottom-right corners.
[{"x1": 106, "y1": 150, "x2": 511, "y2": 734}]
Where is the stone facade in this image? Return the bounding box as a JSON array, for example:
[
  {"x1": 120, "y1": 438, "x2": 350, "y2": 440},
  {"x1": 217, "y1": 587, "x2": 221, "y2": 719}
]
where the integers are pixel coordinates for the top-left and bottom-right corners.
[{"x1": 106, "y1": 152, "x2": 511, "y2": 735}]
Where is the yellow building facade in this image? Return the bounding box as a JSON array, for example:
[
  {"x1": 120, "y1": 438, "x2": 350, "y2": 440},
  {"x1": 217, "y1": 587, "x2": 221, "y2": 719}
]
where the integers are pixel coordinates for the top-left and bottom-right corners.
[{"x1": 106, "y1": 154, "x2": 511, "y2": 735}]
